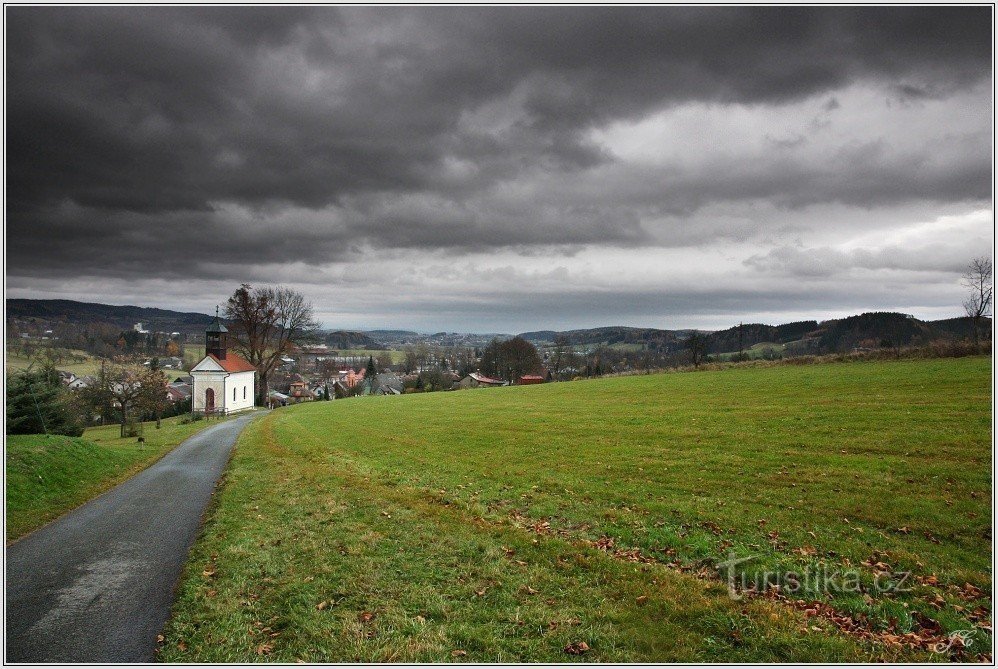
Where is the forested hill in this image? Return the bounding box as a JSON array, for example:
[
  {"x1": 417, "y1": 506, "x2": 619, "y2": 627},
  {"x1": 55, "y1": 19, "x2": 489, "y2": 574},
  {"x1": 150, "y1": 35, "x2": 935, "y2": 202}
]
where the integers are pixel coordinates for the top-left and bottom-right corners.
[
  {"x1": 322, "y1": 330, "x2": 386, "y2": 350},
  {"x1": 7, "y1": 299, "x2": 215, "y2": 333},
  {"x1": 519, "y1": 326, "x2": 690, "y2": 348},
  {"x1": 521, "y1": 313, "x2": 987, "y2": 355}
]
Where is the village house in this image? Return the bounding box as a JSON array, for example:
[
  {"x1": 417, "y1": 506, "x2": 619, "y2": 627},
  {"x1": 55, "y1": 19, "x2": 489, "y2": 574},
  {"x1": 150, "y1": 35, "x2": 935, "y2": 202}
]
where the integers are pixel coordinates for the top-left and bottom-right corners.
[
  {"x1": 457, "y1": 372, "x2": 506, "y2": 389},
  {"x1": 339, "y1": 368, "x2": 366, "y2": 388},
  {"x1": 190, "y1": 311, "x2": 257, "y2": 415},
  {"x1": 267, "y1": 390, "x2": 290, "y2": 408},
  {"x1": 145, "y1": 356, "x2": 184, "y2": 370},
  {"x1": 288, "y1": 381, "x2": 314, "y2": 403}
]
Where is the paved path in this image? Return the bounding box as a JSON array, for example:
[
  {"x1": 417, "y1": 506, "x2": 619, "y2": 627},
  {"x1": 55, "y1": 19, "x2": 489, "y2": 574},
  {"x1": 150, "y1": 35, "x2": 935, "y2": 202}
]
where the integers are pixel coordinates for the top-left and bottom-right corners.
[{"x1": 6, "y1": 412, "x2": 260, "y2": 663}]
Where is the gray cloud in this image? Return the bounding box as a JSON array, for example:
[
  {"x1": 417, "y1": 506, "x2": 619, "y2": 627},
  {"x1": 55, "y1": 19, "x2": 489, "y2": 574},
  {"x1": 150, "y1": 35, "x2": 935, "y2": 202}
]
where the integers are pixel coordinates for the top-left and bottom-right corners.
[{"x1": 5, "y1": 6, "x2": 993, "y2": 329}]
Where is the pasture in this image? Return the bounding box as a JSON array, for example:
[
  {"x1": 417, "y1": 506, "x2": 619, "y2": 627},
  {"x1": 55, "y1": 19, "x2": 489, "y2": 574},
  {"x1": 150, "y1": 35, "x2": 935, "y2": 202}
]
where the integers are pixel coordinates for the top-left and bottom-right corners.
[{"x1": 161, "y1": 357, "x2": 991, "y2": 661}]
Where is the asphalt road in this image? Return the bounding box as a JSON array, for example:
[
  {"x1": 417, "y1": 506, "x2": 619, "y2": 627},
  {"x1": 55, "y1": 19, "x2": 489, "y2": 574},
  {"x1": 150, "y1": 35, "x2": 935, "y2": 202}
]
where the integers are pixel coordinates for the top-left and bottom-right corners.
[{"x1": 6, "y1": 412, "x2": 260, "y2": 663}]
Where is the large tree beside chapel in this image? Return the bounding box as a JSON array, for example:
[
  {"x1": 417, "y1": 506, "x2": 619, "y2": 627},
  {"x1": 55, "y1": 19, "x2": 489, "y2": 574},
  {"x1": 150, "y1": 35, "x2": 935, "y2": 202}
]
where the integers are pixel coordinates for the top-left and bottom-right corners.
[{"x1": 225, "y1": 284, "x2": 319, "y2": 404}]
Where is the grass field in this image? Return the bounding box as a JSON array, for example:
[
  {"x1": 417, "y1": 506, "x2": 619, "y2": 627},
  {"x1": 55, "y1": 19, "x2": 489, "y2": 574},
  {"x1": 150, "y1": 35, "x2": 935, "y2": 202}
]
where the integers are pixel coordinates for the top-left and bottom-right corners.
[
  {"x1": 6, "y1": 414, "x2": 234, "y2": 542},
  {"x1": 6, "y1": 348, "x2": 100, "y2": 377},
  {"x1": 161, "y1": 357, "x2": 991, "y2": 662},
  {"x1": 332, "y1": 349, "x2": 406, "y2": 364}
]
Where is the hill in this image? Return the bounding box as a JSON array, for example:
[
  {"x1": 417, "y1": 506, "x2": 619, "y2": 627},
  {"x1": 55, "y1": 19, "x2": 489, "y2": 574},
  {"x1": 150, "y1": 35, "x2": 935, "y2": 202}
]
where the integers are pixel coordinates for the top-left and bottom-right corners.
[
  {"x1": 321, "y1": 330, "x2": 386, "y2": 350},
  {"x1": 7, "y1": 298, "x2": 214, "y2": 334},
  {"x1": 706, "y1": 321, "x2": 818, "y2": 353},
  {"x1": 520, "y1": 326, "x2": 688, "y2": 352},
  {"x1": 161, "y1": 357, "x2": 990, "y2": 662},
  {"x1": 524, "y1": 314, "x2": 987, "y2": 358},
  {"x1": 928, "y1": 316, "x2": 991, "y2": 340}
]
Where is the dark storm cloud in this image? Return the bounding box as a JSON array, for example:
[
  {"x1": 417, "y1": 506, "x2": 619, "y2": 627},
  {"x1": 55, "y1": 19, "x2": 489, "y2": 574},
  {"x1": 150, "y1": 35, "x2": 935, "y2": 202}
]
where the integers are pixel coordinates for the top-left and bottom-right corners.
[{"x1": 5, "y1": 5, "x2": 992, "y2": 282}]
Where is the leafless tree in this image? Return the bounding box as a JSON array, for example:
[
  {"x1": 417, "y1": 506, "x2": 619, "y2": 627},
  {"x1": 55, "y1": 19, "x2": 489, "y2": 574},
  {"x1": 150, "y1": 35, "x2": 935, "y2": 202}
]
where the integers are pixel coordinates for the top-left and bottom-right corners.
[
  {"x1": 686, "y1": 332, "x2": 708, "y2": 369},
  {"x1": 551, "y1": 334, "x2": 570, "y2": 375},
  {"x1": 962, "y1": 258, "x2": 993, "y2": 347},
  {"x1": 83, "y1": 364, "x2": 166, "y2": 437},
  {"x1": 225, "y1": 284, "x2": 319, "y2": 404}
]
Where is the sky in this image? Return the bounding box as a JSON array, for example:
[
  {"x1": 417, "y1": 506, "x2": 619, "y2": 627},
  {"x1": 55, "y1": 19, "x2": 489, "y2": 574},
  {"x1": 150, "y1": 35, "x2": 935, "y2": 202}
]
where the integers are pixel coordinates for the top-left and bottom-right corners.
[{"x1": 5, "y1": 6, "x2": 994, "y2": 333}]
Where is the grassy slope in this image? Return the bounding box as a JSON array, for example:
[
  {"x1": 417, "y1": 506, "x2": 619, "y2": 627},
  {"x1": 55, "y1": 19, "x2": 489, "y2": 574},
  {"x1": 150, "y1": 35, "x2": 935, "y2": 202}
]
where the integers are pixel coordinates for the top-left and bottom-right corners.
[
  {"x1": 6, "y1": 415, "x2": 232, "y2": 541},
  {"x1": 161, "y1": 357, "x2": 991, "y2": 662}
]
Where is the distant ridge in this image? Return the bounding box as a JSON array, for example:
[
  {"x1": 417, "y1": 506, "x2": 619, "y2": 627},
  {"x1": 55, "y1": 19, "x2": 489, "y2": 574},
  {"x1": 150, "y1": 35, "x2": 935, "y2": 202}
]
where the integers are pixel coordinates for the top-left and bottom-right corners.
[
  {"x1": 519, "y1": 313, "x2": 988, "y2": 355},
  {"x1": 7, "y1": 298, "x2": 215, "y2": 333}
]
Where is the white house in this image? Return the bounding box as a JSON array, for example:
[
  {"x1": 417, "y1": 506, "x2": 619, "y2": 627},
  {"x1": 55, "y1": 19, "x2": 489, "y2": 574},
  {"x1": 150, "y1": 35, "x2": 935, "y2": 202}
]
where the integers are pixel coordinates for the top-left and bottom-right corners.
[{"x1": 190, "y1": 311, "x2": 256, "y2": 415}]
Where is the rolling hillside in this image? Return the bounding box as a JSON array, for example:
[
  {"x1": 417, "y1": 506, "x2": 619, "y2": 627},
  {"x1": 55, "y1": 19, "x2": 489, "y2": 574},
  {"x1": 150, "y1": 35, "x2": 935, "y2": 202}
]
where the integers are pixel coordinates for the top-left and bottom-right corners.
[{"x1": 161, "y1": 357, "x2": 991, "y2": 662}]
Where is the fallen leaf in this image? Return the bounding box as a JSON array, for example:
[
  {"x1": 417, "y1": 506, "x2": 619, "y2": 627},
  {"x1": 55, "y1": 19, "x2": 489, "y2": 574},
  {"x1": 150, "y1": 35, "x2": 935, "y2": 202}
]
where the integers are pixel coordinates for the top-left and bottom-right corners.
[
  {"x1": 316, "y1": 601, "x2": 328, "y2": 610},
  {"x1": 636, "y1": 595, "x2": 648, "y2": 605},
  {"x1": 451, "y1": 650, "x2": 467, "y2": 657},
  {"x1": 358, "y1": 611, "x2": 375, "y2": 623},
  {"x1": 256, "y1": 643, "x2": 273, "y2": 656},
  {"x1": 564, "y1": 641, "x2": 590, "y2": 655},
  {"x1": 156, "y1": 635, "x2": 165, "y2": 644}
]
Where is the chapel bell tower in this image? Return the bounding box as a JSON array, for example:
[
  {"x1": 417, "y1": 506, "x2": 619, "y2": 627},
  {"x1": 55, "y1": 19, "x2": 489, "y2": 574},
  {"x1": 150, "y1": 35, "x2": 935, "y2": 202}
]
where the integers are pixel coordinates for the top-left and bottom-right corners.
[{"x1": 206, "y1": 306, "x2": 228, "y2": 360}]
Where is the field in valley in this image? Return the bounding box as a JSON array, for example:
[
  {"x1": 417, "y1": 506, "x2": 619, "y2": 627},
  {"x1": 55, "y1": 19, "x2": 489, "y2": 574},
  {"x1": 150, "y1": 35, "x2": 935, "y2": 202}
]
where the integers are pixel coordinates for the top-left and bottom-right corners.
[
  {"x1": 6, "y1": 348, "x2": 101, "y2": 377},
  {"x1": 161, "y1": 357, "x2": 992, "y2": 662}
]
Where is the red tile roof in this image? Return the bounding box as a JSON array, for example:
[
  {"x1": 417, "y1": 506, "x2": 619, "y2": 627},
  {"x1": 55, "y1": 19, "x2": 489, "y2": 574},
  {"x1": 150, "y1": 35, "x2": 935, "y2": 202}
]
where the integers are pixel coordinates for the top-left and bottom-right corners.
[{"x1": 207, "y1": 353, "x2": 257, "y2": 373}]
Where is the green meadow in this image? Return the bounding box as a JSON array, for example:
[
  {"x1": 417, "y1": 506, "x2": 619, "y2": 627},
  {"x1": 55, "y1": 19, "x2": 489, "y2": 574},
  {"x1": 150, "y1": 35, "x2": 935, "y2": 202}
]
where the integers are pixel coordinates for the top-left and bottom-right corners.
[
  {"x1": 6, "y1": 415, "x2": 234, "y2": 542},
  {"x1": 161, "y1": 357, "x2": 991, "y2": 662}
]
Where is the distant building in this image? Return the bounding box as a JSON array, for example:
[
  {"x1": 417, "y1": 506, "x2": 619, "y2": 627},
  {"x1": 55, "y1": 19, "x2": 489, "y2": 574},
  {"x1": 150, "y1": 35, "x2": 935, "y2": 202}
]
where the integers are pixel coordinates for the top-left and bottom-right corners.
[
  {"x1": 458, "y1": 372, "x2": 505, "y2": 389},
  {"x1": 373, "y1": 372, "x2": 404, "y2": 394},
  {"x1": 288, "y1": 381, "x2": 314, "y2": 403},
  {"x1": 267, "y1": 391, "x2": 290, "y2": 408},
  {"x1": 519, "y1": 375, "x2": 545, "y2": 385},
  {"x1": 68, "y1": 376, "x2": 94, "y2": 390},
  {"x1": 145, "y1": 356, "x2": 183, "y2": 369},
  {"x1": 165, "y1": 386, "x2": 188, "y2": 403}
]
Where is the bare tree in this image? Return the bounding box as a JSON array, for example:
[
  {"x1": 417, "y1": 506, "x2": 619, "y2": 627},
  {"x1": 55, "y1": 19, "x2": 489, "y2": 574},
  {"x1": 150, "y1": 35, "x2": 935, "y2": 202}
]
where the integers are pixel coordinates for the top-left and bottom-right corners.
[
  {"x1": 225, "y1": 284, "x2": 319, "y2": 405},
  {"x1": 963, "y1": 258, "x2": 993, "y2": 347},
  {"x1": 686, "y1": 332, "x2": 708, "y2": 369},
  {"x1": 83, "y1": 364, "x2": 165, "y2": 437},
  {"x1": 551, "y1": 334, "x2": 570, "y2": 375},
  {"x1": 138, "y1": 365, "x2": 169, "y2": 429}
]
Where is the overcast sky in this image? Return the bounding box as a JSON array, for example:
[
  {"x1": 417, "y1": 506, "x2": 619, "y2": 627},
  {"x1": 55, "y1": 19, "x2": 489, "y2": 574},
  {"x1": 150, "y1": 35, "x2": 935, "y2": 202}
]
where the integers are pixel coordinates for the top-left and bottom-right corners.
[{"x1": 6, "y1": 6, "x2": 993, "y2": 333}]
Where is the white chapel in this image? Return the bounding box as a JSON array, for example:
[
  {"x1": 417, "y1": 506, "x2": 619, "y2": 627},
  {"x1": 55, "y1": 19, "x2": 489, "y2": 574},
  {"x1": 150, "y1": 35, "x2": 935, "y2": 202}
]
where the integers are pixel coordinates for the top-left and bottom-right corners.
[{"x1": 190, "y1": 310, "x2": 257, "y2": 415}]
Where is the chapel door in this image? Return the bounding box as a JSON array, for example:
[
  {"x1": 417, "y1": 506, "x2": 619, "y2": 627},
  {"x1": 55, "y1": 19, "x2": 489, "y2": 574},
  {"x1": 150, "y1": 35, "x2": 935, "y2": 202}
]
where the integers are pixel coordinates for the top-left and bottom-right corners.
[{"x1": 205, "y1": 388, "x2": 215, "y2": 412}]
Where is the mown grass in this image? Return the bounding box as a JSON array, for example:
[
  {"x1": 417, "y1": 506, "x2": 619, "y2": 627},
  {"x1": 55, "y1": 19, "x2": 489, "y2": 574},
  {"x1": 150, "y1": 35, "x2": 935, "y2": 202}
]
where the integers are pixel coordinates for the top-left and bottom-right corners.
[
  {"x1": 6, "y1": 414, "x2": 234, "y2": 542},
  {"x1": 162, "y1": 357, "x2": 991, "y2": 662}
]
